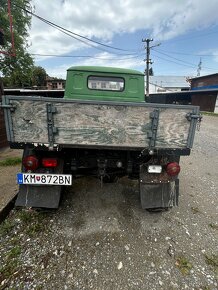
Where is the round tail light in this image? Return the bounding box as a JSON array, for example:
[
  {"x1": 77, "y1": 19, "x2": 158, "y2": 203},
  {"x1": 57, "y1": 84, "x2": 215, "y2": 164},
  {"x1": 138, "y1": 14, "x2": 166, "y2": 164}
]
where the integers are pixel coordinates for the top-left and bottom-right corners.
[
  {"x1": 22, "y1": 155, "x2": 39, "y2": 171},
  {"x1": 166, "y1": 162, "x2": 180, "y2": 176}
]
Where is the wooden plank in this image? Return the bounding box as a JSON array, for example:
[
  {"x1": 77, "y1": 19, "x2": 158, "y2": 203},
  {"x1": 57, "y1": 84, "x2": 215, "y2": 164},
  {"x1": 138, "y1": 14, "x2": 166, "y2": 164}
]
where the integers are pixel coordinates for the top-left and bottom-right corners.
[{"x1": 9, "y1": 99, "x2": 193, "y2": 149}]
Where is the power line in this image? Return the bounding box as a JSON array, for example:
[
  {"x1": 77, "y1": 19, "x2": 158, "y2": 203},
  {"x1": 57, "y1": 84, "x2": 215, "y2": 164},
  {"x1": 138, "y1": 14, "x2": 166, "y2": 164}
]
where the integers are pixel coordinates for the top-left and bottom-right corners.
[
  {"x1": 14, "y1": 3, "x2": 142, "y2": 54},
  {"x1": 151, "y1": 48, "x2": 218, "y2": 57},
  {"x1": 30, "y1": 53, "x2": 144, "y2": 60},
  {"x1": 152, "y1": 49, "x2": 217, "y2": 71}
]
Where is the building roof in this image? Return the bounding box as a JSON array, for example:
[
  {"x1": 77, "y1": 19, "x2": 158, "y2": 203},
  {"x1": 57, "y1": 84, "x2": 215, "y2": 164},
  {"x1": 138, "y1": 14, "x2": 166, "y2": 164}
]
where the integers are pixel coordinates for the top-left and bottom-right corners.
[
  {"x1": 190, "y1": 73, "x2": 218, "y2": 81},
  {"x1": 150, "y1": 76, "x2": 190, "y2": 88},
  {"x1": 67, "y1": 66, "x2": 144, "y2": 76}
]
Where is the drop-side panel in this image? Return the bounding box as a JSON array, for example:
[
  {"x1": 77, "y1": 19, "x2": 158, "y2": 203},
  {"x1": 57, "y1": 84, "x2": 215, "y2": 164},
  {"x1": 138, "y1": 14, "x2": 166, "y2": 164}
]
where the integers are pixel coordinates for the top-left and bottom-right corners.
[{"x1": 3, "y1": 96, "x2": 198, "y2": 150}]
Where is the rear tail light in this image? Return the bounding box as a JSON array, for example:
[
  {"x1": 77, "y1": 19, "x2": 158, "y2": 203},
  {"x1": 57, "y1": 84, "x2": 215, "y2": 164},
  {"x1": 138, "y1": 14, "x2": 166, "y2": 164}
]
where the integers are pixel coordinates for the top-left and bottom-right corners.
[
  {"x1": 166, "y1": 162, "x2": 180, "y2": 176},
  {"x1": 23, "y1": 155, "x2": 39, "y2": 171},
  {"x1": 42, "y1": 158, "x2": 58, "y2": 168}
]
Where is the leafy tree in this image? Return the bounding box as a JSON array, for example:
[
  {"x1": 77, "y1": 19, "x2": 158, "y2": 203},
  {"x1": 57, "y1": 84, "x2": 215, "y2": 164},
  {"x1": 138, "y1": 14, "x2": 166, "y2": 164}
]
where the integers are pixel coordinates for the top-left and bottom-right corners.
[
  {"x1": 31, "y1": 66, "x2": 47, "y2": 87},
  {"x1": 0, "y1": 0, "x2": 34, "y2": 87}
]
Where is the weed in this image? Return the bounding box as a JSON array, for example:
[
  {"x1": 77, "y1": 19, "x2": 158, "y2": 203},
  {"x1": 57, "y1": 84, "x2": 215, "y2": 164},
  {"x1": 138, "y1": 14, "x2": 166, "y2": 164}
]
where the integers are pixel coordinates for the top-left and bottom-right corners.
[
  {"x1": 191, "y1": 207, "x2": 200, "y2": 214},
  {"x1": 201, "y1": 111, "x2": 218, "y2": 117},
  {"x1": 0, "y1": 259, "x2": 19, "y2": 282},
  {"x1": 7, "y1": 246, "x2": 21, "y2": 259},
  {"x1": 0, "y1": 157, "x2": 21, "y2": 167},
  {"x1": 205, "y1": 254, "x2": 218, "y2": 269},
  {"x1": 209, "y1": 223, "x2": 218, "y2": 230},
  {"x1": 17, "y1": 209, "x2": 47, "y2": 236},
  {"x1": 0, "y1": 219, "x2": 15, "y2": 235},
  {"x1": 175, "y1": 256, "x2": 193, "y2": 275}
]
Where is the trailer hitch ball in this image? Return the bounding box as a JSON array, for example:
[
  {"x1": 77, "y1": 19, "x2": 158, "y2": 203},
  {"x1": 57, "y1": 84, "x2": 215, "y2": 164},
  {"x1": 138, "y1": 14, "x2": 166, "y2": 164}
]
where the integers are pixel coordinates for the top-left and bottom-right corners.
[{"x1": 149, "y1": 149, "x2": 154, "y2": 155}]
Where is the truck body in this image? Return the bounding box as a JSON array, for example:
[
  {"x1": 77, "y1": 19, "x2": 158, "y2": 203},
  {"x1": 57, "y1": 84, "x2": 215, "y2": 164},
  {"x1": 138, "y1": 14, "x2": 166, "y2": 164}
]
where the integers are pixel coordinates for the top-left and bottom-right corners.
[{"x1": 1, "y1": 66, "x2": 201, "y2": 210}]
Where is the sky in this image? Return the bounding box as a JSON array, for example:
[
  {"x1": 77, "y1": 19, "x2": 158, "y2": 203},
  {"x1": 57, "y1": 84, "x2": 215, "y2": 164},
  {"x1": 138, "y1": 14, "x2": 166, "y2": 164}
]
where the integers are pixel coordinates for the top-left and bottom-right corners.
[{"x1": 25, "y1": 0, "x2": 218, "y2": 79}]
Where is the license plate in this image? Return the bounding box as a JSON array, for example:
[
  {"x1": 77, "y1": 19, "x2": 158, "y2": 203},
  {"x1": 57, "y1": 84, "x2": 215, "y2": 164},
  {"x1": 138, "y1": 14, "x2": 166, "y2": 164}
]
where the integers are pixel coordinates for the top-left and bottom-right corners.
[
  {"x1": 148, "y1": 165, "x2": 162, "y2": 173},
  {"x1": 17, "y1": 173, "x2": 72, "y2": 186}
]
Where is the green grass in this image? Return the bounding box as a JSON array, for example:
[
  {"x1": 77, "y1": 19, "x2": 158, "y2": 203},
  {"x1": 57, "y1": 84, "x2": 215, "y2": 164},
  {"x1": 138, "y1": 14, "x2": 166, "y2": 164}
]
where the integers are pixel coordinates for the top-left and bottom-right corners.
[
  {"x1": 201, "y1": 111, "x2": 218, "y2": 117},
  {"x1": 175, "y1": 256, "x2": 193, "y2": 275},
  {"x1": 0, "y1": 219, "x2": 15, "y2": 235},
  {"x1": 205, "y1": 254, "x2": 218, "y2": 269},
  {"x1": 0, "y1": 157, "x2": 21, "y2": 167}
]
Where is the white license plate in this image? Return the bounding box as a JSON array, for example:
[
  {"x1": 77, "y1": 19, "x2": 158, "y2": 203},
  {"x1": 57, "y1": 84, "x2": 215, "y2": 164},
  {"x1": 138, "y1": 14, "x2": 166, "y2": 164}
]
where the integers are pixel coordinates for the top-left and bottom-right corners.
[
  {"x1": 148, "y1": 165, "x2": 162, "y2": 173},
  {"x1": 17, "y1": 173, "x2": 72, "y2": 186}
]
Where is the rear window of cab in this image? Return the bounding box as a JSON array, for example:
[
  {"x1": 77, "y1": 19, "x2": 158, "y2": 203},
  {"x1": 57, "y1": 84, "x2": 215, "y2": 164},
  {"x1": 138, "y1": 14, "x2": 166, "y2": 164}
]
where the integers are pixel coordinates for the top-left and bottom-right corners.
[{"x1": 88, "y1": 76, "x2": 124, "y2": 92}]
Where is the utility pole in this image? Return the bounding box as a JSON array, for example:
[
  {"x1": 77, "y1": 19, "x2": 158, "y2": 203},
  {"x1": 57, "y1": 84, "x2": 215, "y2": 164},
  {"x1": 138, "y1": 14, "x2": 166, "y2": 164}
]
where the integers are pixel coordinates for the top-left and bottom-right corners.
[
  {"x1": 142, "y1": 38, "x2": 153, "y2": 97},
  {"x1": 197, "y1": 58, "x2": 202, "y2": 77},
  {"x1": 142, "y1": 38, "x2": 161, "y2": 97}
]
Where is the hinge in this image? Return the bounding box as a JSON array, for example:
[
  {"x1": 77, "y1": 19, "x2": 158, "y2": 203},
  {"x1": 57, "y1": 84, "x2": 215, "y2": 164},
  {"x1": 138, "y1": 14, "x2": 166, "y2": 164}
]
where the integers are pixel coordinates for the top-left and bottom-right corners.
[
  {"x1": 0, "y1": 102, "x2": 16, "y2": 111},
  {"x1": 147, "y1": 109, "x2": 159, "y2": 150},
  {"x1": 46, "y1": 103, "x2": 58, "y2": 150},
  {"x1": 186, "y1": 112, "x2": 202, "y2": 131}
]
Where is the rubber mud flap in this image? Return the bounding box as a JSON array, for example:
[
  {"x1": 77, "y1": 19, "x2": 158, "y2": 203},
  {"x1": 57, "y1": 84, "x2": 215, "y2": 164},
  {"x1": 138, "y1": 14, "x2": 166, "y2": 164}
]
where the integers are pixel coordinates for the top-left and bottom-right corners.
[
  {"x1": 140, "y1": 182, "x2": 173, "y2": 209},
  {"x1": 15, "y1": 184, "x2": 62, "y2": 209}
]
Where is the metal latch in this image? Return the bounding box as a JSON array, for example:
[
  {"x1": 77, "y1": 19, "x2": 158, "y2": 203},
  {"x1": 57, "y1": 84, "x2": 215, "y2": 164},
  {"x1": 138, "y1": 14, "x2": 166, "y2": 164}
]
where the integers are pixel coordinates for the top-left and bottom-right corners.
[
  {"x1": 186, "y1": 112, "x2": 202, "y2": 131},
  {"x1": 147, "y1": 109, "x2": 159, "y2": 149},
  {"x1": 47, "y1": 103, "x2": 58, "y2": 150}
]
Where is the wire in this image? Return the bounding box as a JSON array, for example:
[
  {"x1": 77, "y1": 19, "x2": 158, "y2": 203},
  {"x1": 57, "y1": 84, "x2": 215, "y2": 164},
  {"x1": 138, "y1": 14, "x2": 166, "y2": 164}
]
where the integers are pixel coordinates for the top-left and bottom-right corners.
[
  {"x1": 152, "y1": 48, "x2": 218, "y2": 57},
  {"x1": 30, "y1": 53, "x2": 144, "y2": 60},
  {"x1": 13, "y1": 3, "x2": 142, "y2": 54},
  {"x1": 152, "y1": 49, "x2": 217, "y2": 71}
]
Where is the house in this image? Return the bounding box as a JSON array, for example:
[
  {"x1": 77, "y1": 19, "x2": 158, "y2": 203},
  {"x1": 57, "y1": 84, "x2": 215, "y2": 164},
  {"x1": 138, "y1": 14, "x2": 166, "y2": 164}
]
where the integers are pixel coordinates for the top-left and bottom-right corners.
[
  {"x1": 46, "y1": 77, "x2": 66, "y2": 90},
  {"x1": 190, "y1": 74, "x2": 218, "y2": 113}
]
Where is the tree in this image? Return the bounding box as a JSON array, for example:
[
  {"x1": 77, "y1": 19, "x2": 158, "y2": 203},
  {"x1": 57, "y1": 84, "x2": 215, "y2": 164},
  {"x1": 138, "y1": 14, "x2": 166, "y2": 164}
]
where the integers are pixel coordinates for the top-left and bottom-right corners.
[
  {"x1": 31, "y1": 66, "x2": 47, "y2": 87},
  {"x1": 0, "y1": 0, "x2": 34, "y2": 87}
]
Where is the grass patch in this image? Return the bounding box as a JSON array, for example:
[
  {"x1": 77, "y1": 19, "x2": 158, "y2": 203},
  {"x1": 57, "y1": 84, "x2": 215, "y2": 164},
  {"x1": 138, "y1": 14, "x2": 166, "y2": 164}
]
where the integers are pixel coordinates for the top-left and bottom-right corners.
[
  {"x1": 0, "y1": 246, "x2": 21, "y2": 285},
  {"x1": 205, "y1": 254, "x2": 218, "y2": 270},
  {"x1": 17, "y1": 209, "x2": 47, "y2": 237},
  {"x1": 0, "y1": 157, "x2": 21, "y2": 167},
  {"x1": 175, "y1": 256, "x2": 193, "y2": 275},
  {"x1": 0, "y1": 219, "x2": 15, "y2": 235},
  {"x1": 201, "y1": 111, "x2": 218, "y2": 117}
]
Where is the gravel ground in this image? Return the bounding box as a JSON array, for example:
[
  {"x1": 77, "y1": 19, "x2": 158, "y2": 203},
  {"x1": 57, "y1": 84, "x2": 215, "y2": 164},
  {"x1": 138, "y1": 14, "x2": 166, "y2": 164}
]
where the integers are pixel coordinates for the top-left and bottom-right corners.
[{"x1": 0, "y1": 115, "x2": 217, "y2": 290}]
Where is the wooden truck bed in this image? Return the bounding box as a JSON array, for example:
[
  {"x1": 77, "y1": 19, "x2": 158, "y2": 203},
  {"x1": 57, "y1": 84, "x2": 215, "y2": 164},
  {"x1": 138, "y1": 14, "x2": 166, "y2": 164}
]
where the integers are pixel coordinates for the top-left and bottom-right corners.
[{"x1": 2, "y1": 96, "x2": 200, "y2": 151}]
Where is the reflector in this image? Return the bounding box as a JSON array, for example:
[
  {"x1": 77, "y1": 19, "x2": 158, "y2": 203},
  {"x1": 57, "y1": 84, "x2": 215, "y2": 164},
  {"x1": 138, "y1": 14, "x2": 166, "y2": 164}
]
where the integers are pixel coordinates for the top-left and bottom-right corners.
[
  {"x1": 166, "y1": 162, "x2": 180, "y2": 176},
  {"x1": 23, "y1": 155, "x2": 39, "y2": 171},
  {"x1": 42, "y1": 158, "x2": 58, "y2": 168}
]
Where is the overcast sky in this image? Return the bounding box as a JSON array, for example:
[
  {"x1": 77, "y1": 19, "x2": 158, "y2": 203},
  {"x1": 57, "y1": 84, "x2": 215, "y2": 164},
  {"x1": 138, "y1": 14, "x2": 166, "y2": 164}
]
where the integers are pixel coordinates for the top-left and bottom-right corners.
[{"x1": 27, "y1": 0, "x2": 218, "y2": 79}]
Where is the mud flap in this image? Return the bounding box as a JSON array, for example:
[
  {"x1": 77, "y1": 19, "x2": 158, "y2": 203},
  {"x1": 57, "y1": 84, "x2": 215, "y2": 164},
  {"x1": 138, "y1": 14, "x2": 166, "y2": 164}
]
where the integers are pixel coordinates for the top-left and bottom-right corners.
[
  {"x1": 15, "y1": 147, "x2": 64, "y2": 209},
  {"x1": 15, "y1": 184, "x2": 62, "y2": 209},
  {"x1": 140, "y1": 181, "x2": 178, "y2": 210}
]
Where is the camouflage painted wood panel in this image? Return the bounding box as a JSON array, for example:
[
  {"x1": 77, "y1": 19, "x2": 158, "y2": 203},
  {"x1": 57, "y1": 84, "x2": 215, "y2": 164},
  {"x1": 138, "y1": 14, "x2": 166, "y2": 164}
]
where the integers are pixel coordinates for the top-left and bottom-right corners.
[{"x1": 9, "y1": 99, "x2": 193, "y2": 149}]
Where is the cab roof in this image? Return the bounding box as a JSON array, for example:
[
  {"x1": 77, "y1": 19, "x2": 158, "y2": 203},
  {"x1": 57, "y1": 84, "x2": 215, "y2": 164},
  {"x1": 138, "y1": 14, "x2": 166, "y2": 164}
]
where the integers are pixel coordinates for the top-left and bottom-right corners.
[{"x1": 67, "y1": 66, "x2": 144, "y2": 76}]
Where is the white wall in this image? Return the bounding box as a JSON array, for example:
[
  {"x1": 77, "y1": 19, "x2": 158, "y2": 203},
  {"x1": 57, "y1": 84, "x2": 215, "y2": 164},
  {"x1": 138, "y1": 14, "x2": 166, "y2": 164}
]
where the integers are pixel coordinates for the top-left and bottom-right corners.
[{"x1": 214, "y1": 94, "x2": 218, "y2": 113}]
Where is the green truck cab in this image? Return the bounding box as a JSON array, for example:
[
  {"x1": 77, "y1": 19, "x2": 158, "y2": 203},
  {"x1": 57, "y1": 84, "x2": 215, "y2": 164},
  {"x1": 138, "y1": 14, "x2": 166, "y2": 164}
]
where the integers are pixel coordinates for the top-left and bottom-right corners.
[
  {"x1": 64, "y1": 66, "x2": 145, "y2": 102},
  {"x1": 1, "y1": 66, "x2": 201, "y2": 211}
]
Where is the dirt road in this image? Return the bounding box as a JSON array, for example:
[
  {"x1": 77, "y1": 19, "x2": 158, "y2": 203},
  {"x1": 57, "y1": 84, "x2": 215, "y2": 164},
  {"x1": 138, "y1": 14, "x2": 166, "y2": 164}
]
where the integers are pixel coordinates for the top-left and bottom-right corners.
[{"x1": 0, "y1": 115, "x2": 217, "y2": 290}]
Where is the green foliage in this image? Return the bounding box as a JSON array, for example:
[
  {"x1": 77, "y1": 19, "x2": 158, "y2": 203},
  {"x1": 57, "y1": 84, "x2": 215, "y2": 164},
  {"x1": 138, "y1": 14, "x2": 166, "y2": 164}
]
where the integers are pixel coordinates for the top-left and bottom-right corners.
[
  {"x1": 0, "y1": 157, "x2": 21, "y2": 166},
  {"x1": 175, "y1": 256, "x2": 193, "y2": 275},
  {"x1": 202, "y1": 111, "x2": 218, "y2": 117},
  {"x1": 31, "y1": 66, "x2": 47, "y2": 87},
  {"x1": 0, "y1": 0, "x2": 34, "y2": 87},
  {"x1": 0, "y1": 219, "x2": 15, "y2": 235}
]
